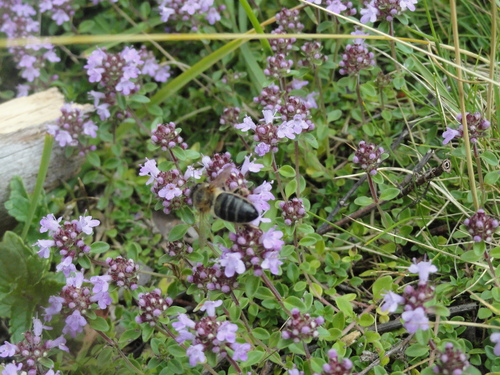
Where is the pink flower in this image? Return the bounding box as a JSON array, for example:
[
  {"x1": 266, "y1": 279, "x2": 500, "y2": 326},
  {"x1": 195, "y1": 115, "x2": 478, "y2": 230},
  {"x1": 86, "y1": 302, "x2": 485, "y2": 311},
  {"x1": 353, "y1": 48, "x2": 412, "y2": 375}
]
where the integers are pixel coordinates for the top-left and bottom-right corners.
[
  {"x1": 35, "y1": 239, "x2": 55, "y2": 258},
  {"x1": 220, "y1": 252, "x2": 246, "y2": 277},
  {"x1": 40, "y1": 214, "x2": 62, "y2": 233},
  {"x1": 139, "y1": 158, "x2": 160, "y2": 185},
  {"x1": 62, "y1": 310, "x2": 87, "y2": 338},
  {"x1": 77, "y1": 215, "x2": 100, "y2": 235},
  {"x1": 442, "y1": 127, "x2": 460, "y2": 145},
  {"x1": 408, "y1": 260, "x2": 437, "y2": 284},
  {"x1": 491, "y1": 333, "x2": 500, "y2": 356},
  {"x1": 380, "y1": 291, "x2": 404, "y2": 313},
  {"x1": 261, "y1": 251, "x2": 283, "y2": 275},
  {"x1": 360, "y1": 1, "x2": 379, "y2": 23},
  {"x1": 216, "y1": 321, "x2": 238, "y2": 343},
  {"x1": 186, "y1": 344, "x2": 206, "y2": 366},
  {"x1": 235, "y1": 116, "x2": 256, "y2": 132},
  {"x1": 231, "y1": 342, "x2": 251, "y2": 361},
  {"x1": 260, "y1": 226, "x2": 284, "y2": 251},
  {"x1": 200, "y1": 300, "x2": 223, "y2": 317},
  {"x1": 401, "y1": 307, "x2": 429, "y2": 333}
]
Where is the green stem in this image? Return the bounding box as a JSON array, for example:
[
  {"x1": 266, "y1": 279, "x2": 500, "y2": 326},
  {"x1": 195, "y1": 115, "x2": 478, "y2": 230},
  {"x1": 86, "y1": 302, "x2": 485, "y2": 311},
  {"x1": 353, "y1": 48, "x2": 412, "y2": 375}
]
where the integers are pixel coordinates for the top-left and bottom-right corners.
[
  {"x1": 239, "y1": 0, "x2": 272, "y2": 56},
  {"x1": 355, "y1": 73, "x2": 366, "y2": 124},
  {"x1": 271, "y1": 154, "x2": 287, "y2": 201},
  {"x1": 96, "y1": 331, "x2": 143, "y2": 374},
  {"x1": 449, "y1": 0, "x2": 479, "y2": 210},
  {"x1": 294, "y1": 141, "x2": 301, "y2": 198},
  {"x1": 22, "y1": 135, "x2": 54, "y2": 240}
]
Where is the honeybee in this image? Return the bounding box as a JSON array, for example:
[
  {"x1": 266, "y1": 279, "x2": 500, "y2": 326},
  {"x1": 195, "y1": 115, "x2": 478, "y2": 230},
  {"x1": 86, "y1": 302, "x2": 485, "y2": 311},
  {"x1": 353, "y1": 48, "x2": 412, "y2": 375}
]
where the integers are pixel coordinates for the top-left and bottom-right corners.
[{"x1": 190, "y1": 166, "x2": 258, "y2": 247}]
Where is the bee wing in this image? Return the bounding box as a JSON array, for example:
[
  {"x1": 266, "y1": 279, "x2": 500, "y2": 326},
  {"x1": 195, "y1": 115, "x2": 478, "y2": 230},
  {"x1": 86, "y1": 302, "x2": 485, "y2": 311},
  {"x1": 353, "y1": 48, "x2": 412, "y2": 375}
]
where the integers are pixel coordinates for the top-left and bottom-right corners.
[
  {"x1": 210, "y1": 165, "x2": 234, "y2": 189},
  {"x1": 195, "y1": 211, "x2": 211, "y2": 250}
]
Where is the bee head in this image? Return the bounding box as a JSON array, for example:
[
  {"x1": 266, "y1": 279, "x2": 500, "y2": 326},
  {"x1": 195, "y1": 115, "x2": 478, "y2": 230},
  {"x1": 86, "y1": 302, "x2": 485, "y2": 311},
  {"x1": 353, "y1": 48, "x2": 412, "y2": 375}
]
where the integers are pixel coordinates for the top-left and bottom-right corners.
[{"x1": 190, "y1": 183, "x2": 202, "y2": 199}]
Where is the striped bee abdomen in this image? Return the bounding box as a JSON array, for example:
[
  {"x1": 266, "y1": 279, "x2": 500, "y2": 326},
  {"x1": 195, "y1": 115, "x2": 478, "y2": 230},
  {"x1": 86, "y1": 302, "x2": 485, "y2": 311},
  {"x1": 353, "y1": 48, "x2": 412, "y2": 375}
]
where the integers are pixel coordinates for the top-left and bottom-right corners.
[{"x1": 214, "y1": 192, "x2": 259, "y2": 223}]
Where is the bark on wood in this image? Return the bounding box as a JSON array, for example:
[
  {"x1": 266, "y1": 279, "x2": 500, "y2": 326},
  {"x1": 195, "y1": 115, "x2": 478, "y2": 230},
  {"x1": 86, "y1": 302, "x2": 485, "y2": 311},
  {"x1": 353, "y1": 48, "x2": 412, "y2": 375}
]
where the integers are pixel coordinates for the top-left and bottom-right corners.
[{"x1": 0, "y1": 88, "x2": 91, "y2": 233}]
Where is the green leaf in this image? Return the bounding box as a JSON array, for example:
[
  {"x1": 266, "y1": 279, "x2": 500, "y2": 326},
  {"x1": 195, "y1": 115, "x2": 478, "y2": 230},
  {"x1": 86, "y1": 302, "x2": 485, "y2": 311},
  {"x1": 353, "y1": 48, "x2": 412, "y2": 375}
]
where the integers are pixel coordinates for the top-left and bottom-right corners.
[
  {"x1": 90, "y1": 241, "x2": 110, "y2": 254},
  {"x1": 379, "y1": 188, "x2": 400, "y2": 201},
  {"x1": 244, "y1": 276, "x2": 260, "y2": 298},
  {"x1": 147, "y1": 104, "x2": 163, "y2": 117},
  {"x1": 4, "y1": 176, "x2": 30, "y2": 223},
  {"x1": 405, "y1": 343, "x2": 429, "y2": 357},
  {"x1": 130, "y1": 94, "x2": 151, "y2": 104},
  {"x1": 327, "y1": 109, "x2": 342, "y2": 122},
  {"x1": 167, "y1": 224, "x2": 190, "y2": 241},
  {"x1": 484, "y1": 171, "x2": 500, "y2": 185},
  {"x1": 491, "y1": 246, "x2": 500, "y2": 259},
  {"x1": 78, "y1": 256, "x2": 91, "y2": 269},
  {"x1": 285, "y1": 179, "x2": 297, "y2": 198},
  {"x1": 334, "y1": 295, "x2": 354, "y2": 317},
  {"x1": 166, "y1": 343, "x2": 186, "y2": 357},
  {"x1": 480, "y1": 150, "x2": 498, "y2": 166},
  {"x1": 251, "y1": 327, "x2": 270, "y2": 340},
  {"x1": 460, "y1": 250, "x2": 482, "y2": 262},
  {"x1": 243, "y1": 350, "x2": 265, "y2": 367},
  {"x1": 89, "y1": 316, "x2": 109, "y2": 332},
  {"x1": 293, "y1": 281, "x2": 307, "y2": 291},
  {"x1": 360, "y1": 82, "x2": 377, "y2": 97},
  {"x1": 238, "y1": 0, "x2": 272, "y2": 56},
  {"x1": 283, "y1": 296, "x2": 306, "y2": 311},
  {"x1": 78, "y1": 20, "x2": 96, "y2": 33},
  {"x1": 299, "y1": 233, "x2": 322, "y2": 246},
  {"x1": 279, "y1": 165, "x2": 296, "y2": 178},
  {"x1": 358, "y1": 313, "x2": 375, "y2": 327},
  {"x1": 372, "y1": 276, "x2": 393, "y2": 299},
  {"x1": 87, "y1": 152, "x2": 101, "y2": 168},
  {"x1": 119, "y1": 329, "x2": 141, "y2": 343},
  {"x1": 139, "y1": 1, "x2": 151, "y2": 18},
  {"x1": 381, "y1": 110, "x2": 392, "y2": 121},
  {"x1": 254, "y1": 287, "x2": 274, "y2": 300},
  {"x1": 302, "y1": 133, "x2": 319, "y2": 149},
  {"x1": 354, "y1": 196, "x2": 374, "y2": 206},
  {"x1": 240, "y1": 44, "x2": 265, "y2": 92},
  {"x1": 478, "y1": 307, "x2": 492, "y2": 319}
]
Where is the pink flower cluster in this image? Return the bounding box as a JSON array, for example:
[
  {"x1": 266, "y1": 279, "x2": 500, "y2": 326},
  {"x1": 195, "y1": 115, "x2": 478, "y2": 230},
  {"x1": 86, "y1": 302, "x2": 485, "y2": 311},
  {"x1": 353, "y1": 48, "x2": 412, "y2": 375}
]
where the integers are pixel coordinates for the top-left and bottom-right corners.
[
  {"x1": 43, "y1": 272, "x2": 112, "y2": 337},
  {"x1": 135, "y1": 289, "x2": 173, "y2": 326},
  {"x1": 40, "y1": 0, "x2": 74, "y2": 25},
  {"x1": 219, "y1": 107, "x2": 241, "y2": 130},
  {"x1": 463, "y1": 209, "x2": 498, "y2": 243},
  {"x1": 165, "y1": 240, "x2": 194, "y2": 257},
  {"x1": 352, "y1": 140, "x2": 384, "y2": 175},
  {"x1": 85, "y1": 46, "x2": 171, "y2": 120},
  {"x1": 281, "y1": 308, "x2": 325, "y2": 342},
  {"x1": 34, "y1": 213, "x2": 100, "y2": 276},
  {"x1": 360, "y1": 0, "x2": 418, "y2": 23},
  {"x1": 47, "y1": 103, "x2": 98, "y2": 154},
  {"x1": 324, "y1": 0, "x2": 357, "y2": 16},
  {"x1": 151, "y1": 122, "x2": 188, "y2": 151},
  {"x1": 106, "y1": 256, "x2": 140, "y2": 290},
  {"x1": 442, "y1": 112, "x2": 491, "y2": 145},
  {"x1": 157, "y1": 0, "x2": 225, "y2": 31},
  {"x1": 314, "y1": 349, "x2": 354, "y2": 375},
  {"x1": 187, "y1": 263, "x2": 239, "y2": 293},
  {"x1": 0, "y1": 0, "x2": 60, "y2": 95},
  {"x1": 279, "y1": 198, "x2": 306, "y2": 225},
  {"x1": 0, "y1": 318, "x2": 67, "y2": 375},
  {"x1": 172, "y1": 300, "x2": 251, "y2": 366},
  {"x1": 431, "y1": 343, "x2": 470, "y2": 375},
  {"x1": 381, "y1": 260, "x2": 437, "y2": 333},
  {"x1": 139, "y1": 158, "x2": 192, "y2": 214},
  {"x1": 235, "y1": 109, "x2": 313, "y2": 157},
  {"x1": 338, "y1": 32, "x2": 376, "y2": 75},
  {"x1": 219, "y1": 225, "x2": 284, "y2": 277}
]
